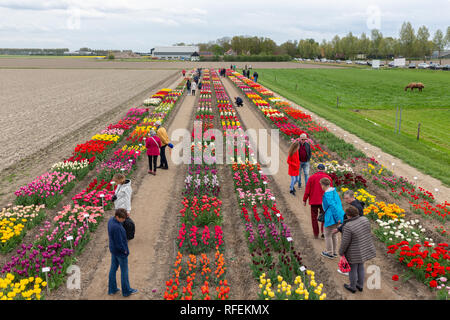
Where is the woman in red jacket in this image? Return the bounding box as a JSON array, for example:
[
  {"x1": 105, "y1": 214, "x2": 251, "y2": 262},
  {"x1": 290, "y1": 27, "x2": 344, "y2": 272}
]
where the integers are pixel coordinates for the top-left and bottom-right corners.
[
  {"x1": 145, "y1": 130, "x2": 161, "y2": 175},
  {"x1": 287, "y1": 141, "x2": 300, "y2": 196}
]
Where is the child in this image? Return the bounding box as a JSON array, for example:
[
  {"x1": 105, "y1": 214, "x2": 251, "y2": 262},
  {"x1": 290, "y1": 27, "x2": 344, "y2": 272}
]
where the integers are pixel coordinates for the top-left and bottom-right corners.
[{"x1": 287, "y1": 141, "x2": 300, "y2": 196}]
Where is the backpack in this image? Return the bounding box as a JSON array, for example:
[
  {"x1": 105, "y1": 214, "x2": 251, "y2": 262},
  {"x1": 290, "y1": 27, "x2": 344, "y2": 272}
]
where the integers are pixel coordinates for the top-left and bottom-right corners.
[{"x1": 123, "y1": 217, "x2": 135, "y2": 240}]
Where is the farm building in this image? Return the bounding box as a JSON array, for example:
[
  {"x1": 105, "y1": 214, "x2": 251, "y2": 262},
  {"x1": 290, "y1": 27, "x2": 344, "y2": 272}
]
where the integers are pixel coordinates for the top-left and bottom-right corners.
[{"x1": 151, "y1": 46, "x2": 199, "y2": 60}]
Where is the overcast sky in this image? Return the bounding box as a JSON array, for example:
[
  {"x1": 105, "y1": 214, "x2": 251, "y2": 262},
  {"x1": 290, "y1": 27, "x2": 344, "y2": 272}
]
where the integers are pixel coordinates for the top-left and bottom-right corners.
[{"x1": 0, "y1": 0, "x2": 448, "y2": 51}]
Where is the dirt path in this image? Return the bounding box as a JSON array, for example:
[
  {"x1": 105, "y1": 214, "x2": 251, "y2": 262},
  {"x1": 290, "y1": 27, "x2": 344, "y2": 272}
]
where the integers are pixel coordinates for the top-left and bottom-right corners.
[
  {"x1": 222, "y1": 77, "x2": 435, "y2": 300},
  {"x1": 267, "y1": 91, "x2": 450, "y2": 203}
]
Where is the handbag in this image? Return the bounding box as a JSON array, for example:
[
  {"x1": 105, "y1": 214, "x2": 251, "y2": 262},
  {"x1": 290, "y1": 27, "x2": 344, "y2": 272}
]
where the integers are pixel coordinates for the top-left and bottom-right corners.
[
  {"x1": 338, "y1": 255, "x2": 351, "y2": 273},
  {"x1": 318, "y1": 207, "x2": 326, "y2": 222}
]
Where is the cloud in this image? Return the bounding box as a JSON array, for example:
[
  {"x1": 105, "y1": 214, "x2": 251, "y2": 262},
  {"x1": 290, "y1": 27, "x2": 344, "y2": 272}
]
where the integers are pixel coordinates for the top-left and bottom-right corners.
[{"x1": 0, "y1": 0, "x2": 448, "y2": 51}]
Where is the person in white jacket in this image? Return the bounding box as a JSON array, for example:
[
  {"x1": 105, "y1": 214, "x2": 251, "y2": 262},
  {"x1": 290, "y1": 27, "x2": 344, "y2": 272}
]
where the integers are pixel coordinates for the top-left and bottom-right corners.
[
  {"x1": 112, "y1": 173, "x2": 132, "y2": 215},
  {"x1": 191, "y1": 81, "x2": 197, "y2": 96}
]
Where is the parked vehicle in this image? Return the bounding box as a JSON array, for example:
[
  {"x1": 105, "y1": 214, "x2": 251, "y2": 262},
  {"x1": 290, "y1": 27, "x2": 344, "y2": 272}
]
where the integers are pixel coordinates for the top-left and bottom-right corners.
[
  {"x1": 417, "y1": 63, "x2": 429, "y2": 69},
  {"x1": 429, "y1": 63, "x2": 442, "y2": 70},
  {"x1": 408, "y1": 63, "x2": 416, "y2": 69},
  {"x1": 346, "y1": 60, "x2": 352, "y2": 64},
  {"x1": 336, "y1": 59, "x2": 342, "y2": 63},
  {"x1": 443, "y1": 65, "x2": 450, "y2": 71},
  {"x1": 388, "y1": 61, "x2": 395, "y2": 68}
]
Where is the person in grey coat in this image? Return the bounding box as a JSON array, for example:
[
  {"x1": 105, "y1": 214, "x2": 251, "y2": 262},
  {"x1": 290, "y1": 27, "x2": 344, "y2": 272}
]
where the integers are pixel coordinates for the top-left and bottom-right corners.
[{"x1": 338, "y1": 206, "x2": 376, "y2": 293}]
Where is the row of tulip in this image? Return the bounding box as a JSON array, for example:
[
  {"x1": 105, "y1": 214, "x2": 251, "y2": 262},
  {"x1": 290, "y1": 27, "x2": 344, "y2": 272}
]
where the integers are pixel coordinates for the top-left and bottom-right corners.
[
  {"x1": 165, "y1": 69, "x2": 230, "y2": 300},
  {"x1": 227, "y1": 71, "x2": 449, "y2": 298},
  {"x1": 214, "y1": 69, "x2": 326, "y2": 300}
]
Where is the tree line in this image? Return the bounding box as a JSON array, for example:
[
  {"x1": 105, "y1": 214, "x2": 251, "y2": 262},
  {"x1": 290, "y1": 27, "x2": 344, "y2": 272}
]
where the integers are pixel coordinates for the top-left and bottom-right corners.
[{"x1": 194, "y1": 23, "x2": 450, "y2": 60}]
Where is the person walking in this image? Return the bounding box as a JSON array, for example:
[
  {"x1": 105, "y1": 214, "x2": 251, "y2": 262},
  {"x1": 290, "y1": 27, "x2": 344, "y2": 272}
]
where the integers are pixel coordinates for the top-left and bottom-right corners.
[
  {"x1": 320, "y1": 178, "x2": 345, "y2": 259},
  {"x1": 297, "y1": 133, "x2": 311, "y2": 189},
  {"x1": 155, "y1": 120, "x2": 173, "y2": 170},
  {"x1": 146, "y1": 130, "x2": 161, "y2": 175},
  {"x1": 303, "y1": 163, "x2": 333, "y2": 239},
  {"x1": 339, "y1": 206, "x2": 376, "y2": 293},
  {"x1": 287, "y1": 141, "x2": 300, "y2": 196},
  {"x1": 186, "y1": 79, "x2": 191, "y2": 95},
  {"x1": 108, "y1": 208, "x2": 138, "y2": 297},
  {"x1": 253, "y1": 71, "x2": 259, "y2": 82},
  {"x1": 191, "y1": 81, "x2": 197, "y2": 96}
]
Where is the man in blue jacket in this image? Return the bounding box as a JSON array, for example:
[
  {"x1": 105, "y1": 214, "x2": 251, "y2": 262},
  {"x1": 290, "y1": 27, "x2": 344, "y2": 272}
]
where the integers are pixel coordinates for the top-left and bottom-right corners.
[
  {"x1": 108, "y1": 208, "x2": 138, "y2": 297},
  {"x1": 320, "y1": 178, "x2": 344, "y2": 259}
]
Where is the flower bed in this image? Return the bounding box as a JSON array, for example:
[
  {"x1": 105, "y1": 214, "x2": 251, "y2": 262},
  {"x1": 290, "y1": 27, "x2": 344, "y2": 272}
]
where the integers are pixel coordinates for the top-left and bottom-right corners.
[
  {"x1": 164, "y1": 69, "x2": 230, "y2": 300},
  {"x1": 0, "y1": 205, "x2": 46, "y2": 254},
  {"x1": 14, "y1": 172, "x2": 76, "y2": 208}
]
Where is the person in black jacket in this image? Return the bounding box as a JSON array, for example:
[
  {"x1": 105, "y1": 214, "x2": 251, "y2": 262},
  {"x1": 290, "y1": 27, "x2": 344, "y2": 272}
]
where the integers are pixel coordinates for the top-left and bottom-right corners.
[
  {"x1": 235, "y1": 96, "x2": 243, "y2": 107},
  {"x1": 108, "y1": 209, "x2": 138, "y2": 297},
  {"x1": 297, "y1": 133, "x2": 312, "y2": 189},
  {"x1": 186, "y1": 79, "x2": 191, "y2": 95},
  {"x1": 336, "y1": 190, "x2": 366, "y2": 233},
  {"x1": 343, "y1": 190, "x2": 365, "y2": 216}
]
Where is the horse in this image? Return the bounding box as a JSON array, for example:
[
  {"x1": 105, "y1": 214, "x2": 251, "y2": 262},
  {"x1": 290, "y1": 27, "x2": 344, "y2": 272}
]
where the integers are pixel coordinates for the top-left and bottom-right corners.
[{"x1": 405, "y1": 82, "x2": 425, "y2": 92}]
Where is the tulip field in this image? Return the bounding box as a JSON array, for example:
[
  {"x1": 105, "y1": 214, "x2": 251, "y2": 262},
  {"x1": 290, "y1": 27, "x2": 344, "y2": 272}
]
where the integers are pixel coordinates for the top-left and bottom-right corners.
[{"x1": 0, "y1": 65, "x2": 448, "y2": 301}]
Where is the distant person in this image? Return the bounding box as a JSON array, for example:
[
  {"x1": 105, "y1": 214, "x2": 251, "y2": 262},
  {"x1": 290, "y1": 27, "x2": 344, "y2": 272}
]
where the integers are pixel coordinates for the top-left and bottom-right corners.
[
  {"x1": 182, "y1": 69, "x2": 186, "y2": 77},
  {"x1": 303, "y1": 163, "x2": 333, "y2": 239},
  {"x1": 198, "y1": 81, "x2": 203, "y2": 90},
  {"x1": 235, "y1": 96, "x2": 243, "y2": 107},
  {"x1": 186, "y1": 79, "x2": 191, "y2": 95},
  {"x1": 108, "y1": 208, "x2": 138, "y2": 297},
  {"x1": 339, "y1": 206, "x2": 376, "y2": 294},
  {"x1": 249, "y1": 64, "x2": 252, "y2": 70},
  {"x1": 191, "y1": 81, "x2": 197, "y2": 96},
  {"x1": 287, "y1": 141, "x2": 300, "y2": 196},
  {"x1": 145, "y1": 130, "x2": 161, "y2": 175},
  {"x1": 320, "y1": 178, "x2": 345, "y2": 259},
  {"x1": 297, "y1": 133, "x2": 311, "y2": 189},
  {"x1": 253, "y1": 71, "x2": 259, "y2": 82}
]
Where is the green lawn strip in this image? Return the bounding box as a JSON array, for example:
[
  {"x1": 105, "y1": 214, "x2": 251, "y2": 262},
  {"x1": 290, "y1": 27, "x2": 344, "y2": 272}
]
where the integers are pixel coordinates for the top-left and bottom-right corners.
[
  {"x1": 257, "y1": 77, "x2": 450, "y2": 186},
  {"x1": 255, "y1": 68, "x2": 450, "y2": 111},
  {"x1": 360, "y1": 109, "x2": 450, "y2": 150}
]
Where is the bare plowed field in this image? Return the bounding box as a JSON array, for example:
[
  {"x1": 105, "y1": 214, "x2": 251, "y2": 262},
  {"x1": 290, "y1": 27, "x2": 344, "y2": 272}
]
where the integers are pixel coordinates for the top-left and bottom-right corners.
[
  {"x1": 0, "y1": 69, "x2": 175, "y2": 171},
  {"x1": 0, "y1": 57, "x2": 342, "y2": 70}
]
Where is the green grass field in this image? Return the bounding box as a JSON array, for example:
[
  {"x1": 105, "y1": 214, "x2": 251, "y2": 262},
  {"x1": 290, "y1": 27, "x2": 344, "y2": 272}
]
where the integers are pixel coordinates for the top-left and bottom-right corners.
[{"x1": 254, "y1": 68, "x2": 450, "y2": 186}]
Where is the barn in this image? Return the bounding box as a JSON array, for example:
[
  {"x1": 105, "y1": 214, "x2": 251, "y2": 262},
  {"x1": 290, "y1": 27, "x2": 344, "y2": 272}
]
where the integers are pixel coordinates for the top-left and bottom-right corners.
[{"x1": 151, "y1": 46, "x2": 199, "y2": 60}]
